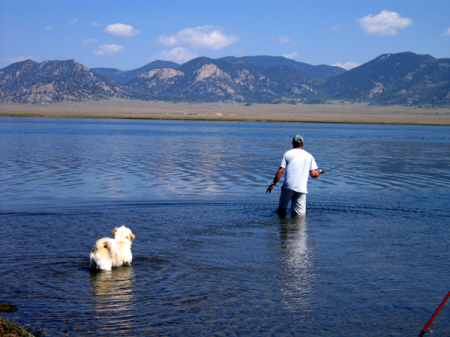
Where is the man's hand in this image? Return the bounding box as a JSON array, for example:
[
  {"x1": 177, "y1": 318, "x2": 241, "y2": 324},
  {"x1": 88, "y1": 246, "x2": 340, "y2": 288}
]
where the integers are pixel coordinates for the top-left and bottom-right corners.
[
  {"x1": 267, "y1": 168, "x2": 285, "y2": 193},
  {"x1": 266, "y1": 183, "x2": 276, "y2": 194},
  {"x1": 310, "y1": 170, "x2": 321, "y2": 178}
]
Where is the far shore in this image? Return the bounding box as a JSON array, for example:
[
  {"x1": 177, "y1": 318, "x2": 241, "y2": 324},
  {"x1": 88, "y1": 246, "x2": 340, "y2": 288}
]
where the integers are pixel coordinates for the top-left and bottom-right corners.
[{"x1": 1, "y1": 99, "x2": 450, "y2": 125}]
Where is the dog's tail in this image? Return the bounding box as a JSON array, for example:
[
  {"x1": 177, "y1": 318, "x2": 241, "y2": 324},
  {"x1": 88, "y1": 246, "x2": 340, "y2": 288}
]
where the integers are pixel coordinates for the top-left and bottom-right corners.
[{"x1": 90, "y1": 239, "x2": 120, "y2": 270}]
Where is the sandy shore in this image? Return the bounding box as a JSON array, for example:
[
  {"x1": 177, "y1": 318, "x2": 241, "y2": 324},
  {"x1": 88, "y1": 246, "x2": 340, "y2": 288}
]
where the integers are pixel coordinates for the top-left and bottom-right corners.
[{"x1": 1, "y1": 99, "x2": 450, "y2": 125}]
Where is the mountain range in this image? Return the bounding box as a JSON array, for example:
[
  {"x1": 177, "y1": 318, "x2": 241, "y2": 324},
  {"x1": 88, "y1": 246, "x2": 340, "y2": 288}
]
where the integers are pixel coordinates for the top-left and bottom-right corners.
[
  {"x1": 0, "y1": 52, "x2": 449, "y2": 106},
  {"x1": 126, "y1": 57, "x2": 320, "y2": 103},
  {"x1": 0, "y1": 59, "x2": 126, "y2": 103},
  {"x1": 91, "y1": 60, "x2": 180, "y2": 85},
  {"x1": 323, "y1": 52, "x2": 450, "y2": 106},
  {"x1": 91, "y1": 56, "x2": 345, "y2": 84}
]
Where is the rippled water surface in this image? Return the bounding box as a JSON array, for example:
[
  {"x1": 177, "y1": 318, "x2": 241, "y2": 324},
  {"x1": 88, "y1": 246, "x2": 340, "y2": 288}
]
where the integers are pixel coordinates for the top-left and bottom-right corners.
[{"x1": 1, "y1": 117, "x2": 450, "y2": 336}]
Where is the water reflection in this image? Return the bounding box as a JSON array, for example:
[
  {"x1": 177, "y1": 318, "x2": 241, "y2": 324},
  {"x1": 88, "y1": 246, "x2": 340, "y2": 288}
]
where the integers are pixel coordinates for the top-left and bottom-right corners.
[
  {"x1": 277, "y1": 215, "x2": 313, "y2": 308},
  {"x1": 89, "y1": 267, "x2": 135, "y2": 330}
]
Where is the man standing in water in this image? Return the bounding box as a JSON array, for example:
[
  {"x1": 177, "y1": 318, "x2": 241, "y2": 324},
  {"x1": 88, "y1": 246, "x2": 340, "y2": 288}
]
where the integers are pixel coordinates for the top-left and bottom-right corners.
[{"x1": 266, "y1": 135, "x2": 321, "y2": 216}]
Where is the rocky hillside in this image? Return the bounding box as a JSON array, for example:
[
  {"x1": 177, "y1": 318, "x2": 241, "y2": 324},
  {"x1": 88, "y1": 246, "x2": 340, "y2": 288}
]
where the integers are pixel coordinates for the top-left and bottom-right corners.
[
  {"x1": 127, "y1": 57, "x2": 319, "y2": 103},
  {"x1": 91, "y1": 60, "x2": 180, "y2": 84},
  {"x1": 219, "y1": 56, "x2": 346, "y2": 78},
  {"x1": 323, "y1": 52, "x2": 450, "y2": 106},
  {"x1": 0, "y1": 59, "x2": 128, "y2": 103},
  {"x1": 92, "y1": 56, "x2": 342, "y2": 85}
]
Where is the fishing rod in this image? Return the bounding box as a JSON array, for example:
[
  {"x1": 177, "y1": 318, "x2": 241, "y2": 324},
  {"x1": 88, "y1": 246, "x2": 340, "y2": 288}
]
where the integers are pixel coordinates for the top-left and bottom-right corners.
[
  {"x1": 418, "y1": 290, "x2": 450, "y2": 337},
  {"x1": 317, "y1": 160, "x2": 359, "y2": 174}
]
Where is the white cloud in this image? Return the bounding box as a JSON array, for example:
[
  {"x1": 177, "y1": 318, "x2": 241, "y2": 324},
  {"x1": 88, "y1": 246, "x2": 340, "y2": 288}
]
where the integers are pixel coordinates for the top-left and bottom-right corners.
[
  {"x1": 332, "y1": 62, "x2": 361, "y2": 70},
  {"x1": 153, "y1": 47, "x2": 197, "y2": 63},
  {"x1": 283, "y1": 52, "x2": 298, "y2": 60},
  {"x1": 358, "y1": 10, "x2": 413, "y2": 37},
  {"x1": 158, "y1": 25, "x2": 239, "y2": 50},
  {"x1": 46, "y1": 26, "x2": 51, "y2": 30},
  {"x1": 105, "y1": 23, "x2": 139, "y2": 38},
  {"x1": 443, "y1": 28, "x2": 450, "y2": 36},
  {"x1": 71, "y1": 19, "x2": 78, "y2": 24},
  {"x1": 83, "y1": 38, "x2": 98, "y2": 45},
  {"x1": 94, "y1": 44, "x2": 124, "y2": 57},
  {"x1": 92, "y1": 22, "x2": 103, "y2": 27}
]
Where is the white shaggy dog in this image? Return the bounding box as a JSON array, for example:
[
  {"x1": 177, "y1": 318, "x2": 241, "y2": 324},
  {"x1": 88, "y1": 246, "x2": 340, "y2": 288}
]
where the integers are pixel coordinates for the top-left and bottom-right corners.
[{"x1": 90, "y1": 226, "x2": 135, "y2": 271}]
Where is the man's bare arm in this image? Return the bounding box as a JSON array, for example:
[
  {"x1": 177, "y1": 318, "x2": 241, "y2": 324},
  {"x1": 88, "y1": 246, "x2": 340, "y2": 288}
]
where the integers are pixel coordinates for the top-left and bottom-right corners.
[{"x1": 266, "y1": 167, "x2": 285, "y2": 193}]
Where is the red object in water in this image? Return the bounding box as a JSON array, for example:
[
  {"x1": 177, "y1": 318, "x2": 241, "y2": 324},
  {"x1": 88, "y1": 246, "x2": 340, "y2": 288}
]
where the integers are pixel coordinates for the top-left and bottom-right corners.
[{"x1": 418, "y1": 291, "x2": 450, "y2": 337}]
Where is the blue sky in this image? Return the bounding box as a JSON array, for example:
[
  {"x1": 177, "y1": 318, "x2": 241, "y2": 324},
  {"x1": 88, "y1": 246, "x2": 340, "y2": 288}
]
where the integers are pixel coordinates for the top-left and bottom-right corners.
[{"x1": 1, "y1": 0, "x2": 449, "y2": 71}]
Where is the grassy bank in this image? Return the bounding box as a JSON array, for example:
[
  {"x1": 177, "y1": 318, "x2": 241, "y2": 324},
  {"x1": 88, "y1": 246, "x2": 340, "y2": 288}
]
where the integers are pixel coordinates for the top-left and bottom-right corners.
[
  {"x1": 0, "y1": 317, "x2": 41, "y2": 337},
  {"x1": 1, "y1": 99, "x2": 450, "y2": 125},
  {"x1": 2, "y1": 112, "x2": 450, "y2": 126}
]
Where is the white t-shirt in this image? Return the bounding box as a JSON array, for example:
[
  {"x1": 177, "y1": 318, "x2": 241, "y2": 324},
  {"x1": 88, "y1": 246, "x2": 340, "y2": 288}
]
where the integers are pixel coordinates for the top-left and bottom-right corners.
[{"x1": 280, "y1": 148, "x2": 318, "y2": 193}]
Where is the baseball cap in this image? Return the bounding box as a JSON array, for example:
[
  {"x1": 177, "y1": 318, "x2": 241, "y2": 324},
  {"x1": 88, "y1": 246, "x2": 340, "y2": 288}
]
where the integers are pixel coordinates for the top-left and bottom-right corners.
[{"x1": 293, "y1": 135, "x2": 304, "y2": 143}]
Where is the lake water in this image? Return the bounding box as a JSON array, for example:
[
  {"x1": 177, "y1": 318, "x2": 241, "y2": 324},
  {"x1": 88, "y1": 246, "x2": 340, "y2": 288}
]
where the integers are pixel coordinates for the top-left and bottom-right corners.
[{"x1": 0, "y1": 117, "x2": 449, "y2": 336}]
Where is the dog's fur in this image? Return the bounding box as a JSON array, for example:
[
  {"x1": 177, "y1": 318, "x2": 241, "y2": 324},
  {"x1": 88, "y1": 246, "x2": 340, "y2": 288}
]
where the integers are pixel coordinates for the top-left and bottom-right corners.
[{"x1": 90, "y1": 226, "x2": 135, "y2": 271}]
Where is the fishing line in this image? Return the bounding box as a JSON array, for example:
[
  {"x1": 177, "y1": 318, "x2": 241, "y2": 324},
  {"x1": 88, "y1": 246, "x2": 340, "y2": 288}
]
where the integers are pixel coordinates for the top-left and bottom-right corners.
[{"x1": 318, "y1": 160, "x2": 359, "y2": 174}]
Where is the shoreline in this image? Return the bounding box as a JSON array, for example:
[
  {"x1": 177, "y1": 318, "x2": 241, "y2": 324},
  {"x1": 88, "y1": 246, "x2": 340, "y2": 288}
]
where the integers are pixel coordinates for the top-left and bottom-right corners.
[{"x1": 1, "y1": 99, "x2": 450, "y2": 125}]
